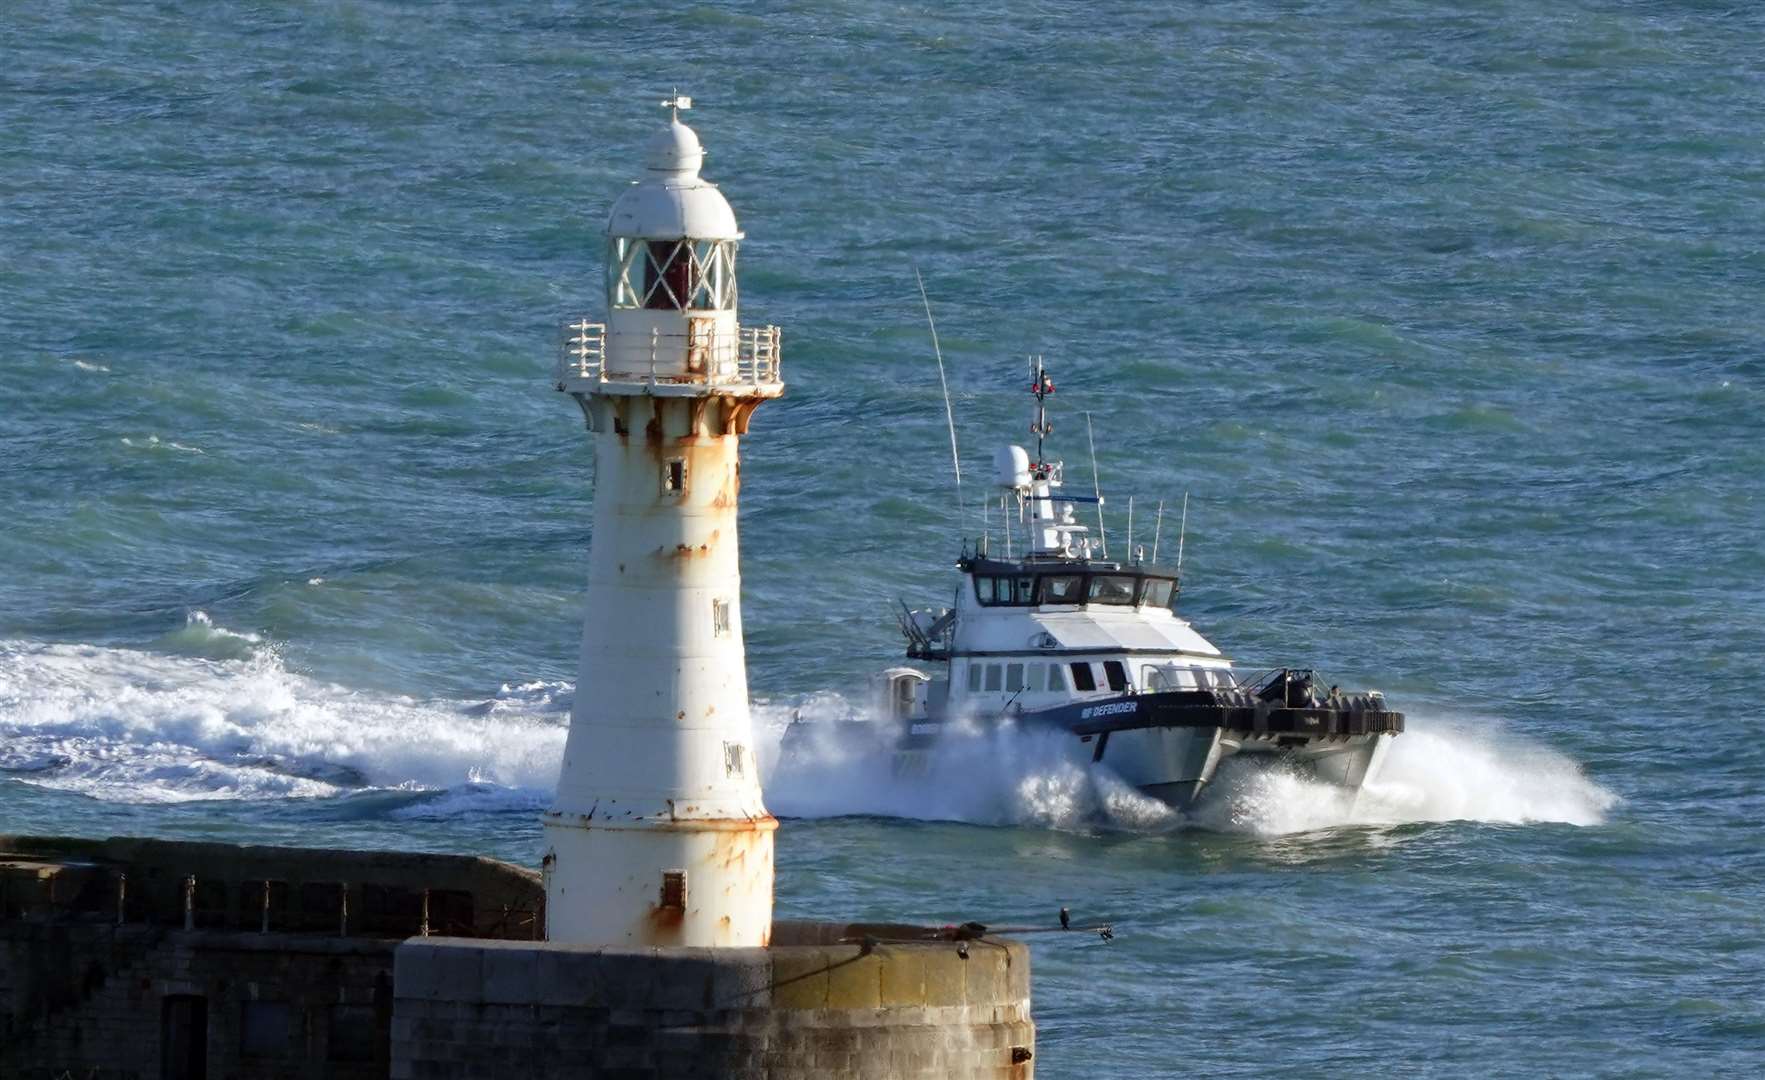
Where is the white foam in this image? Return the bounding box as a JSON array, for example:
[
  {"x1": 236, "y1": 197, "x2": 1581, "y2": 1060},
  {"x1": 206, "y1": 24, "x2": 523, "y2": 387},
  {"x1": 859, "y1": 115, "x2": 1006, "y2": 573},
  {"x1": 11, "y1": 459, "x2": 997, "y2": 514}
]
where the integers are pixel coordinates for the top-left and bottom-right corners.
[
  {"x1": 0, "y1": 637, "x2": 565, "y2": 805},
  {"x1": 119, "y1": 435, "x2": 203, "y2": 454},
  {"x1": 70, "y1": 358, "x2": 110, "y2": 372},
  {"x1": 1189, "y1": 719, "x2": 1617, "y2": 836},
  {"x1": 759, "y1": 697, "x2": 1614, "y2": 836},
  {"x1": 755, "y1": 697, "x2": 1180, "y2": 834}
]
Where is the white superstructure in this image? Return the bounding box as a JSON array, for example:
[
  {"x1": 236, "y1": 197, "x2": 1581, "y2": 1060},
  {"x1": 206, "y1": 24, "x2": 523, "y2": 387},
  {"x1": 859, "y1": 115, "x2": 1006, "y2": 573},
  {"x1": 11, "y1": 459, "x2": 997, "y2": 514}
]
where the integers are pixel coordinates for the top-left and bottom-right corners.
[{"x1": 543, "y1": 98, "x2": 782, "y2": 948}]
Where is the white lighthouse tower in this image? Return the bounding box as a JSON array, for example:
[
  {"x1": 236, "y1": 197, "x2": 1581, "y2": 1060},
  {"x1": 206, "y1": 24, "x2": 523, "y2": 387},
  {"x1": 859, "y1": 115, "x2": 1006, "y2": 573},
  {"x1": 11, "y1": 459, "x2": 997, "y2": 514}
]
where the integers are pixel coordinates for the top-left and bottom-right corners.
[{"x1": 543, "y1": 97, "x2": 783, "y2": 948}]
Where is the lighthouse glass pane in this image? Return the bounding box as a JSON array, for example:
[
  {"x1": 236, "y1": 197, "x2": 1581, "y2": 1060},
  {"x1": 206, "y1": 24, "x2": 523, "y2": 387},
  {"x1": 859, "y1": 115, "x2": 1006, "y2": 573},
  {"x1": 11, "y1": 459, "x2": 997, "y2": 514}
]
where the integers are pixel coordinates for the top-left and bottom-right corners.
[
  {"x1": 608, "y1": 238, "x2": 642, "y2": 308},
  {"x1": 683, "y1": 241, "x2": 734, "y2": 310},
  {"x1": 643, "y1": 239, "x2": 696, "y2": 310}
]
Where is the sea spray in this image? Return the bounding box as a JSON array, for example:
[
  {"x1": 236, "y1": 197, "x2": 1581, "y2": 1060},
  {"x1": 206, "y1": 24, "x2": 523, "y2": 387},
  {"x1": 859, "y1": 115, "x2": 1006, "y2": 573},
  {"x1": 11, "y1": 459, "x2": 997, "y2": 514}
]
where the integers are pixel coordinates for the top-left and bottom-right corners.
[
  {"x1": 0, "y1": 636, "x2": 566, "y2": 804},
  {"x1": 757, "y1": 697, "x2": 1615, "y2": 836}
]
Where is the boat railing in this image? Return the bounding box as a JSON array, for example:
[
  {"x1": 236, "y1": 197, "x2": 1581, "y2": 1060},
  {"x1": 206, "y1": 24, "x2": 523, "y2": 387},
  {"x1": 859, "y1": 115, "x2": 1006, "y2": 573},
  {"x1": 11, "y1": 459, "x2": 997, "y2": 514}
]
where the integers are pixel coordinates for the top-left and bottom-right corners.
[{"x1": 555, "y1": 319, "x2": 783, "y2": 389}]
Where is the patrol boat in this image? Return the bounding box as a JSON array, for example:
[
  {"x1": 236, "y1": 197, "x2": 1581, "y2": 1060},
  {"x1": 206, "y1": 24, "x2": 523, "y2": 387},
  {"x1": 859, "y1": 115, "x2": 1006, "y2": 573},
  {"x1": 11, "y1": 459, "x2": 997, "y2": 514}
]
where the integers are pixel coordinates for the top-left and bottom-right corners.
[{"x1": 846, "y1": 360, "x2": 1403, "y2": 808}]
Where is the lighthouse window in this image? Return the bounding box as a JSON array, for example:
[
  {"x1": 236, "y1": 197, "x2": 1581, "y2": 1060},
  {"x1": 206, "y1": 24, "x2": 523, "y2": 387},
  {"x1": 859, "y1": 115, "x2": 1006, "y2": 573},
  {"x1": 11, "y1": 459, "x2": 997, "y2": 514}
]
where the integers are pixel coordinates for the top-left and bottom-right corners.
[
  {"x1": 642, "y1": 239, "x2": 694, "y2": 310},
  {"x1": 1141, "y1": 578, "x2": 1174, "y2": 608},
  {"x1": 663, "y1": 457, "x2": 687, "y2": 494},
  {"x1": 1088, "y1": 575, "x2": 1137, "y2": 606},
  {"x1": 712, "y1": 599, "x2": 731, "y2": 636},
  {"x1": 608, "y1": 236, "x2": 738, "y2": 311}
]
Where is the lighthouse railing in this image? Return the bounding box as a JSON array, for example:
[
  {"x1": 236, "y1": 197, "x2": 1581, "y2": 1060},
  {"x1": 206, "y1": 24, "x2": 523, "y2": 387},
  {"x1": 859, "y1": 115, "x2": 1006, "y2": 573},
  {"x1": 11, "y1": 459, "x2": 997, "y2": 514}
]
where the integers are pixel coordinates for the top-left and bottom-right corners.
[{"x1": 556, "y1": 320, "x2": 782, "y2": 390}]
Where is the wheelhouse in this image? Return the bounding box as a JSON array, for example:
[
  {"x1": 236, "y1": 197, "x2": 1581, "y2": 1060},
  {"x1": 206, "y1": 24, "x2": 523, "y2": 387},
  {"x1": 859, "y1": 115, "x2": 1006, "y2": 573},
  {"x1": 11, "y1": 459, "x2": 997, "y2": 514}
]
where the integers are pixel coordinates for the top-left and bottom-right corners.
[{"x1": 962, "y1": 559, "x2": 1179, "y2": 611}]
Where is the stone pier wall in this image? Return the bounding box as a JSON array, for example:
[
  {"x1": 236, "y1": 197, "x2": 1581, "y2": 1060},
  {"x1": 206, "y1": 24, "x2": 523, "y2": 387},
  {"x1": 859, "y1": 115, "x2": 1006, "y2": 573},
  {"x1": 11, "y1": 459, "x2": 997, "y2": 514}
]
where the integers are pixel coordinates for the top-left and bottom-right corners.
[
  {"x1": 0, "y1": 837, "x2": 1036, "y2": 1079},
  {"x1": 391, "y1": 926, "x2": 1035, "y2": 1079}
]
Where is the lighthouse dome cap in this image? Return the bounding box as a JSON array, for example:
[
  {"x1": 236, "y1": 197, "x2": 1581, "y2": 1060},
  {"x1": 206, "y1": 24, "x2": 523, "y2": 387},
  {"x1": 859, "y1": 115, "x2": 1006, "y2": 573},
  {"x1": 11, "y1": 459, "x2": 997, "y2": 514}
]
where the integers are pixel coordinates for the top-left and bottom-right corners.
[{"x1": 608, "y1": 115, "x2": 741, "y2": 241}]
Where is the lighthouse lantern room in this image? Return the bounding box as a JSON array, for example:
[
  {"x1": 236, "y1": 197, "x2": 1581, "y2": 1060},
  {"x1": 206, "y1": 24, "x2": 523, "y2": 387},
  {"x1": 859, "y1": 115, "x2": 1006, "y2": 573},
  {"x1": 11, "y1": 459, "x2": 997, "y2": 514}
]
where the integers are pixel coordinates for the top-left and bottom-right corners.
[{"x1": 544, "y1": 97, "x2": 783, "y2": 949}]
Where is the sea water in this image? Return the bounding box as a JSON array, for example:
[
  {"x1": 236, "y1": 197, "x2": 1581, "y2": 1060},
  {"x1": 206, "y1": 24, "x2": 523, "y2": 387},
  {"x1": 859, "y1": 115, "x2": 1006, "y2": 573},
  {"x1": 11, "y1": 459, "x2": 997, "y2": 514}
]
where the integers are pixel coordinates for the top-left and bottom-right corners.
[{"x1": 3, "y1": 3, "x2": 1762, "y2": 1075}]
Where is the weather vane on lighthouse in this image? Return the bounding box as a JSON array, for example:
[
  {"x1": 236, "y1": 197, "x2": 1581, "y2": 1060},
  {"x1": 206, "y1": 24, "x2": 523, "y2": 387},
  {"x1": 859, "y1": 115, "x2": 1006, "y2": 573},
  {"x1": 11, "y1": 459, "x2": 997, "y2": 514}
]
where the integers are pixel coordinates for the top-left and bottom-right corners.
[{"x1": 545, "y1": 98, "x2": 784, "y2": 948}]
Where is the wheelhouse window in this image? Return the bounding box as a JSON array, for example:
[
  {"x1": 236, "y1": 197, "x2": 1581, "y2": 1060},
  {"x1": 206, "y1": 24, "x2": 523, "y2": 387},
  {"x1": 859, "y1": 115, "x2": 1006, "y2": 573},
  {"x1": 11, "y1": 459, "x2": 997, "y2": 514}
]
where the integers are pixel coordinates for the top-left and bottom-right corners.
[
  {"x1": 966, "y1": 664, "x2": 982, "y2": 692},
  {"x1": 1069, "y1": 662, "x2": 1097, "y2": 691},
  {"x1": 1103, "y1": 660, "x2": 1128, "y2": 692},
  {"x1": 1088, "y1": 575, "x2": 1137, "y2": 605},
  {"x1": 1042, "y1": 575, "x2": 1083, "y2": 604},
  {"x1": 984, "y1": 664, "x2": 1003, "y2": 692},
  {"x1": 976, "y1": 575, "x2": 1037, "y2": 606},
  {"x1": 1140, "y1": 578, "x2": 1175, "y2": 608},
  {"x1": 1005, "y1": 663, "x2": 1025, "y2": 692},
  {"x1": 1047, "y1": 664, "x2": 1066, "y2": 692},
  {"x1": 608, "y1": 236, "x2": 737, "y2": 311}
]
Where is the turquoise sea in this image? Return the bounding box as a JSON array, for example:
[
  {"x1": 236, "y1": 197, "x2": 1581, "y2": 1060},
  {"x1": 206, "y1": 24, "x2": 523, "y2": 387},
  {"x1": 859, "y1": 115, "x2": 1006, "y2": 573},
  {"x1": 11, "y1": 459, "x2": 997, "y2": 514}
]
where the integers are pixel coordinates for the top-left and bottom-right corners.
[{"x1": 4, "y1": 2, "x2": 1762, "y2": 1075}]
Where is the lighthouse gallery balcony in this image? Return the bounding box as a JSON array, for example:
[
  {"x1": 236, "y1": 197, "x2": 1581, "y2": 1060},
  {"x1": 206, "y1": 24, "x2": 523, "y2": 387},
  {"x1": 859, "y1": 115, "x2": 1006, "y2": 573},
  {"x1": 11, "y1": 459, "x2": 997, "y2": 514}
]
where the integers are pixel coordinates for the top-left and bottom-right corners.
[{"x1": 555, "y1": 318, "x2": 782, "y2": 397}]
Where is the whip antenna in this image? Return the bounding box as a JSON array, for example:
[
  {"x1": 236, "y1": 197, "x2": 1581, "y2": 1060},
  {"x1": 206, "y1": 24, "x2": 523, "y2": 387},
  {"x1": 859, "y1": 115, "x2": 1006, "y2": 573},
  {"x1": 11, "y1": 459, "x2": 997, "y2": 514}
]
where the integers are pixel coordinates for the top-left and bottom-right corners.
[
  {"x1": 1085, "y1": 410, "x2": 1106, "y2": 558},
  {"x1": 915, "y1": 267, "x2": 964, "y2": 533},
  {"x1": 1176, "y1": 492, "x2": 1189, "y2": 579}
]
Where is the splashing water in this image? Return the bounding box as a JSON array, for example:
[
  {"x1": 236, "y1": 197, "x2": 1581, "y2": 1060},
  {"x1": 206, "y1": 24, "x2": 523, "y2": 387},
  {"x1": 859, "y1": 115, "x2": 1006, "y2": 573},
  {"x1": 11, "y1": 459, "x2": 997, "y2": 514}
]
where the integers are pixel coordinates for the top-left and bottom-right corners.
[
  {"x1": 0, "y1": 634, "x2": 566, "y2": 804},
  {"x1": 758, "y1": 696, "x2": 1615, "y2": 836}
]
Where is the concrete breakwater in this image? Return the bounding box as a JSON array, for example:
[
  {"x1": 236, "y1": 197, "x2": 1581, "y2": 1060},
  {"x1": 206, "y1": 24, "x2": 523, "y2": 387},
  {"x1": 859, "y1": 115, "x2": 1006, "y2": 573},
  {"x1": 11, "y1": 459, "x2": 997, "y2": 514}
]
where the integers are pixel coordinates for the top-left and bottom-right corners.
[{"x1": 0, "y1": 835, "x2": 1033, "y2": 1078}]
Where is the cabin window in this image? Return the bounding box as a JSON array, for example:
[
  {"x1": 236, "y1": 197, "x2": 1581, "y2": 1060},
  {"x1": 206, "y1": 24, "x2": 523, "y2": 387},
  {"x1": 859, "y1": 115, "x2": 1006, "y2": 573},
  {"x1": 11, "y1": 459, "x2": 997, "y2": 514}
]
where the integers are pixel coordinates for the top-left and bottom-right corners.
[
  {"x1": 1028, "y1": 664, "x2": 1046, "y2": 692},
  {"x1": 1014, "y1": 576, "x2": 1035, "y2": 603},
  {"x1": 1142, "y1": 665, "x2": 1167, "y2": 690},
  {"x1": 1042, "y1": 575, "x2": 1083, "y2": 604},
  {"x1": 1069, "y1": 662, "x2": 1097, "y2": 691},
  {"x1": 966, "y1": 664, "x2": 982, "y2": 692},
  {"x1": 1141, "y1": 578, "x2": 1174, "y2": 608},
  {"x1": 976, "y1": 576, "x2": 996, "y2": 604},
  {"x1": 984, "y1": 664, "x2": 1003, "y2": 692},
  {"x1": 1088, "y1": 575, "x2": 1137, "y2": 605},
  {"x1": 1046, "y1": 664, "x2": 1066, "y2": 691},
  {"x1": 1103, "y1": 660, "x2": 1128, "y2": 692},
  {"x1": 1005, "y1": 663, "x2": 1024, "y2": 692}
]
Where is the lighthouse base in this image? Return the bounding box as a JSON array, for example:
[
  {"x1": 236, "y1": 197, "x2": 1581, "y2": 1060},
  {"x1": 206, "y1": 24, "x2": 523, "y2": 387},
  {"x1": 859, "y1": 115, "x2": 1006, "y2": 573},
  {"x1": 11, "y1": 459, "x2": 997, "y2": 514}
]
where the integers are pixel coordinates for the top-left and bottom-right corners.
[{"x1": 543, "y1": 812, "x2": 776, "y2": 948}]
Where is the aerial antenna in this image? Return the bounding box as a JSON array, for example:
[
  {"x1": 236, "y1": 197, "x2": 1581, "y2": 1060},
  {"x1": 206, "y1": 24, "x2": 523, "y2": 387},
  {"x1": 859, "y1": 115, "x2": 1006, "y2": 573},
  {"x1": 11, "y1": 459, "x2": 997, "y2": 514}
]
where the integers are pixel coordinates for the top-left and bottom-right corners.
[
  {"x1": 1126, "y1": 496, "x2": 1135, "y2": 562},
  {"x1": 1151, "y1": 499, "x2": 1165, "y2": 563},
  {"x1": 915, "y1": 267, "x2": 964, "y2": 534},
  {"x1": 1175, "y1": 492, "x2": 1190, "y2": 579},
  {"x1": 661, "y1": 91, "x2": 693, "y2": 121},
  {"x1": 1084, "y1": 411, "x2": 1106, "y2": 558}
]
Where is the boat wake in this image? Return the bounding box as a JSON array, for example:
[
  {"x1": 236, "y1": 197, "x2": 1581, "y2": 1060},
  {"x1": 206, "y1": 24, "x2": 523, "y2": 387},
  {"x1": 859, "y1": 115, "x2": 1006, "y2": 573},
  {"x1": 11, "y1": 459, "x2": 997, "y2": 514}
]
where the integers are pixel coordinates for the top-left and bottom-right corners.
[
  {"x1": 756, "y1": 696, "x2": 1617, "y2": 836},
  {"x1": 0, "y1": 624, "x2": 565, "y2": 806},
  {"x1": 0, "y1": 630, "x2": 1614, "y2": 837}
]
